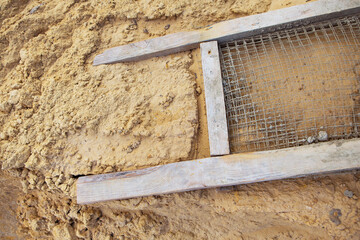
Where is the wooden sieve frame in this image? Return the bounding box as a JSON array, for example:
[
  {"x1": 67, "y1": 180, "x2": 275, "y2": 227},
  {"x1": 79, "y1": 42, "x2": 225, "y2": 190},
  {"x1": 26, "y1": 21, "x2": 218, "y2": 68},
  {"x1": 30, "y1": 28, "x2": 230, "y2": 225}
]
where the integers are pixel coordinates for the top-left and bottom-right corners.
[{"x1": 77, "y1": 0, "x2": 360, "y2": 204}]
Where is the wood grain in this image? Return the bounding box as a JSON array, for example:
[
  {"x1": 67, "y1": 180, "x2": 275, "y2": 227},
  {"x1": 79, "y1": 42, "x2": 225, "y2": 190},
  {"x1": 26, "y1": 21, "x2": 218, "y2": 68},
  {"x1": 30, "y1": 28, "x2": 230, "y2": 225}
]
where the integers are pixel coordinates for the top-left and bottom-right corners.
[
  {"x1": 93, "y1": 0, "x2": 360, "y2": 65},
  {"x1": 77, "y1": 139, "x2": 360, "y2": 204},
  {"x1": 200, "y1": 41, "x2": 229, "y2": 156}
]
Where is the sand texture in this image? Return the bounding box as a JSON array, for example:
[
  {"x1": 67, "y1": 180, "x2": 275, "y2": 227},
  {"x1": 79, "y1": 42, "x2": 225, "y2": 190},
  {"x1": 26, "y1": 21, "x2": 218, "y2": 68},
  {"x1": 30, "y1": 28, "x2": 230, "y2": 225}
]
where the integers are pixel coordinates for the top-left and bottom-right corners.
[{"x1": 1, "y1": 0, "x2": 360, "y2": 239}]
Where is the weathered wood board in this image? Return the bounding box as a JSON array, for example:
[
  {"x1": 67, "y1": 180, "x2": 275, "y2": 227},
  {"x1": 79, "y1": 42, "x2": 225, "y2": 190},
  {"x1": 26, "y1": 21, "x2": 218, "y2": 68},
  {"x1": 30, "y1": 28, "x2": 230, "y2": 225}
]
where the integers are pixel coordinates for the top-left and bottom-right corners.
[
  {"x1": 93, "y1": 0, "x2": 360, "y2": 65},
  {"x1": 77, "y1": 139, "x2": 360, "y2": 204},
  {"x1": 200, "y1": 41, "x2": 229, "y2": 156}
]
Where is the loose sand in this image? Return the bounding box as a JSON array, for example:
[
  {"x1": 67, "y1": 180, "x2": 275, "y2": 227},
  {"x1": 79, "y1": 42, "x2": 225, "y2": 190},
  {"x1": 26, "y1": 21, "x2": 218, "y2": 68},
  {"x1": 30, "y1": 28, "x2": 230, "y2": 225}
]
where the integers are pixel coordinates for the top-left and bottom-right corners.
[{"x1": 0, "y1": 0, "x2": 360, "y2": 239}]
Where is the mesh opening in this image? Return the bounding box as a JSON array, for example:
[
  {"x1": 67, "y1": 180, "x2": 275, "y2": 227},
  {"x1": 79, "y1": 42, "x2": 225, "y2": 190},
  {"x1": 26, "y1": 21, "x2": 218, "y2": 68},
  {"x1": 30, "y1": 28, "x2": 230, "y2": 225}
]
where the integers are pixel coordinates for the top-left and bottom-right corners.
[{"x1": 219, "y1": 14, "x2": 360, "y2": 154}]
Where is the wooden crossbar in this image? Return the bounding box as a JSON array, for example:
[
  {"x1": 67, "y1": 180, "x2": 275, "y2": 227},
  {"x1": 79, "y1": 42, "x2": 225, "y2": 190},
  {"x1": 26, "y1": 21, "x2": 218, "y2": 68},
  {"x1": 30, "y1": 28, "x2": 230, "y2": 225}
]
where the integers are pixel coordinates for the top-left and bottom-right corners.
[
  {"x1": 201, "y1": 41, "x2": 229, "y2": 156},
  {"x1": 77, "y1": 139, "x2": 360, "y2": 204},
  {"x1": 93, "y1": 0, "x2": 360, "y2": 65}
]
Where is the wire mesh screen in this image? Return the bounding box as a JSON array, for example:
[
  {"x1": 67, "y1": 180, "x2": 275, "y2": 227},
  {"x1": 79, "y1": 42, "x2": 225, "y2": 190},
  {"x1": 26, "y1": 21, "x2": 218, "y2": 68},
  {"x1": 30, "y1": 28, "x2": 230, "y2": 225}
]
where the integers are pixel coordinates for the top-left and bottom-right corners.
[{"x1": 219, "y1": 14, "x2": 360, "y2": 154}]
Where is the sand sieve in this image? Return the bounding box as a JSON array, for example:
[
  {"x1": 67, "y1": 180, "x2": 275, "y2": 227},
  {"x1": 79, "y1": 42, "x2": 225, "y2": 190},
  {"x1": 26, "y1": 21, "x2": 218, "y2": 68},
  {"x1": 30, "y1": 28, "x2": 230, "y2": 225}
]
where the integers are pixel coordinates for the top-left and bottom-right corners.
[
  {"x1": 219, "y1": 14, "x2": 360, "y2": 153},
  {"x1": 78, "y1": 1, "x2": 360, "y2": 203}
]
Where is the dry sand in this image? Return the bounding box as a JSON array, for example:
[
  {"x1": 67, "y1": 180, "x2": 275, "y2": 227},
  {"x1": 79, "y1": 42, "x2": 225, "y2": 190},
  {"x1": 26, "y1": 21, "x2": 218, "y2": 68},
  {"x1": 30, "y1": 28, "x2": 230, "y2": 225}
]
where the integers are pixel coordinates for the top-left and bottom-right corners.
[{"x1": 0, "y1": 0, "x2": 360, "y2": 239}]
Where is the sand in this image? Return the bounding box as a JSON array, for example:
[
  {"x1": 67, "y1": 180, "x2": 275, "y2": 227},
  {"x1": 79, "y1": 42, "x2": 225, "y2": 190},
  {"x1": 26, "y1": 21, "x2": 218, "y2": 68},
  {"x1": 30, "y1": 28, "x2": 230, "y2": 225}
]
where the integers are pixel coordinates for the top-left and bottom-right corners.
[{"x1": 0, "y1": 0, "x2": 360, "y2": 239}]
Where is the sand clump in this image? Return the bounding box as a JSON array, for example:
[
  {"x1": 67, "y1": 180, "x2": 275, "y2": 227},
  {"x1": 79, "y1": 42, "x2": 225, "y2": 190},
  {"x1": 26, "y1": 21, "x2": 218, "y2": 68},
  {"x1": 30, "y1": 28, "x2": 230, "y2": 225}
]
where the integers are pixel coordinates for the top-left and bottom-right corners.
[{"x1": 0, "y1": 0, "x2": 360, "y2": 239}]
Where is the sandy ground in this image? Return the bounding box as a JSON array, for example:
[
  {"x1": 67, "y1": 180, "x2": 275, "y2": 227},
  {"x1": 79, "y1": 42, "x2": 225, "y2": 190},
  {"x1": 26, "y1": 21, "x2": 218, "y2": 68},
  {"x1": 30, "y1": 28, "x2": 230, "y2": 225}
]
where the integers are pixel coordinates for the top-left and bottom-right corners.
[{"x1": 0, "y1": 0, "x2": 360, "y2": 239}]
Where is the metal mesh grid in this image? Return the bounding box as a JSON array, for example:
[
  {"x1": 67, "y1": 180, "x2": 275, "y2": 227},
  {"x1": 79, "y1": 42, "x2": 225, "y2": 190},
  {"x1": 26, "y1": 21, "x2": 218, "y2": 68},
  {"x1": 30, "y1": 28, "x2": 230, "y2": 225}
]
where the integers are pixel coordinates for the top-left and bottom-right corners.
[{"x1": 219, "y1": 14, "x2": 360, "y2": 154}]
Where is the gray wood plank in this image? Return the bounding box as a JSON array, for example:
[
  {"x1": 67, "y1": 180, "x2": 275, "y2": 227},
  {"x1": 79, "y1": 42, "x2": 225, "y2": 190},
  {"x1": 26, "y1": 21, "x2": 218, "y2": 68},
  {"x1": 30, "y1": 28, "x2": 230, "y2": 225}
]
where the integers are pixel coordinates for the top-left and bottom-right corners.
[
  {"x1": 77, "y1": 139, "x2": 360, "y2": 204},
  {"x1": 200, "y1": 41, "x2": 230, "y2": 156},
  {"x1": 93, "y1": 0, "x2": 360, "y2": 65}
]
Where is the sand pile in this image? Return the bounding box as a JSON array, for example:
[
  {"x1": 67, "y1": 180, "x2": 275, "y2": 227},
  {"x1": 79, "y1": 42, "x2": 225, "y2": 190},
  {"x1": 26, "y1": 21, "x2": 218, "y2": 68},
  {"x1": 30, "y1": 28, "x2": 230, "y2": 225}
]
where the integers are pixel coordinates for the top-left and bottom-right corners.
[{"x1": 0, "y1": 0, "x2": 359, "y2": 239}]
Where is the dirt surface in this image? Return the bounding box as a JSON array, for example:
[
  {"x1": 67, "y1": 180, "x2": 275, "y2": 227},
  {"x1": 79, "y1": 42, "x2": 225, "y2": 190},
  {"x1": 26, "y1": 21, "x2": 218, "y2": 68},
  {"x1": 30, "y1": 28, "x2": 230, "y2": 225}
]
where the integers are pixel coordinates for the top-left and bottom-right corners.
[
  {"x1": 0, "y1": 171, "x2": 22, "y2": 240},
  {"x1": 1, "y1": 0, "x2": 360, "y2": 239}
]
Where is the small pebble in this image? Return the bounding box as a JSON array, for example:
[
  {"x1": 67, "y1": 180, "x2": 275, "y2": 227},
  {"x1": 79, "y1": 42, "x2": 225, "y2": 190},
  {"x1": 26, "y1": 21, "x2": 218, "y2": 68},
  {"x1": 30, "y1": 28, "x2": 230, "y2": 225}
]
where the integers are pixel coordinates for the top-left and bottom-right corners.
[
  {"x1": 344, "y1": 190, "x2": 354, "y2": 198},
  {"x1": 318, "y1": 131, "x2": 328, "y2": 141},
  {"x1": 143, "y1": 28, "x2": 149, "y2": 34},
  {"x1": 307, "y1": 136, "x2": 316, "y2": 144},
  {"x1": 164, "y1": 24, "x2": 170, "y2": 30},
  {"x1": 329, "y1": 208, "x2": 342, "y2": 225},
  {"x1": 30, "y1": 3, "x2": 43, "y2": 14},
  {"x1": 76, "y1": 153, "x2": 82, "y2": 160}
]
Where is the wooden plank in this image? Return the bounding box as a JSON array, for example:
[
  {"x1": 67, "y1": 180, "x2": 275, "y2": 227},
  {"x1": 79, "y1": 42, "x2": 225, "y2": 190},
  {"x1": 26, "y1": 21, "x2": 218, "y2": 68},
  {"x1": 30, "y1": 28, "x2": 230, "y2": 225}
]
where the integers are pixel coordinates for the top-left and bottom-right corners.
[
  {"x1": 200, "y1": 41, "x2": 230, "y2": 156},
  {"x1": 77, "y1": 139, "x2": 360, "y2": 204},
  {"x1": 93, "y1": 0, "x2": 360, "y2": 65}
]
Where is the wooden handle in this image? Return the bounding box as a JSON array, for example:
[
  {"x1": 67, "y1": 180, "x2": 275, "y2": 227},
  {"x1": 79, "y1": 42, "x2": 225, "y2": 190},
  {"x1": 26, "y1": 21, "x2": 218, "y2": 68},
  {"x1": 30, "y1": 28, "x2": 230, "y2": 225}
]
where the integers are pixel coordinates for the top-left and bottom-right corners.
[
  {"x1": 77, "y1": 139, "x2": 360, "y2": 204},
  {"x1": 93, "y1": 0, "x2": 360, "y2": 65}
]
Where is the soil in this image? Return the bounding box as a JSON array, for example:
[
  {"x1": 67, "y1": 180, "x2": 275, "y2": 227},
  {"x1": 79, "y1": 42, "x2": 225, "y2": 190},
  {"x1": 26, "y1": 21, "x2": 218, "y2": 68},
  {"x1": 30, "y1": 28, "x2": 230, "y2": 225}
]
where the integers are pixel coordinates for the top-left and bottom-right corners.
[{"x1": 1, "y1": 0, "x2": 360, "y2": 239}]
